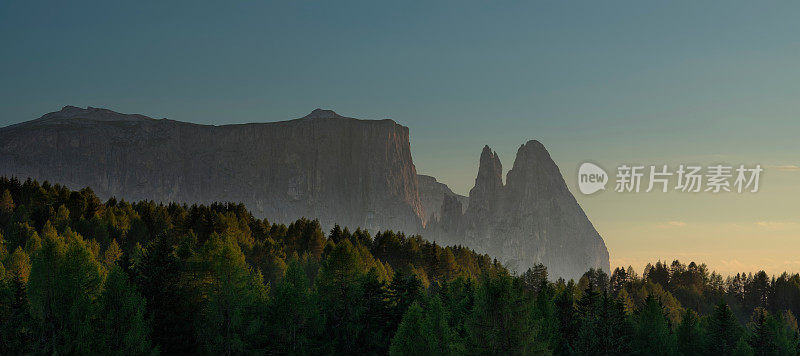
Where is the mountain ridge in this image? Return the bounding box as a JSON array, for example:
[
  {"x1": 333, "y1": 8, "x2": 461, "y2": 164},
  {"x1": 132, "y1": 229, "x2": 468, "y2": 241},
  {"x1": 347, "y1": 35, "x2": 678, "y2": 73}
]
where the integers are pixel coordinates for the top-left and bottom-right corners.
[
  {"x1": 6, "y1": 105, "x2": 401, "y2": 129},
  {"x1": 0, "y1": 106, "x2": 424, "y2": 234},
  {"x1": 0, "y1": 105, "x2": 610, "y2": 279}
]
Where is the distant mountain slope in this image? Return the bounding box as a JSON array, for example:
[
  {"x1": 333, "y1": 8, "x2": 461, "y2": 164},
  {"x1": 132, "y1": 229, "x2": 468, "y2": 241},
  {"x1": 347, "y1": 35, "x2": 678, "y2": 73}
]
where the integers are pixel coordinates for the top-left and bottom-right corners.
[
  {"x1": 427, "y1": 142, "x2": 610, "y2": 280},
  {"x1": 0, "y1": 106, "x2": 425, "y2": 234}
]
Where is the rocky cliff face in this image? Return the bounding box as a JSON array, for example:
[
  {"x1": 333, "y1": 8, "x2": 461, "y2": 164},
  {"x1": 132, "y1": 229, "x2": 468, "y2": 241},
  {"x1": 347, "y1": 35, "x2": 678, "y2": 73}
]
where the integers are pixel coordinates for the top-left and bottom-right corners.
[
  {"x1": 416, "y1": 174, "x2": 468, "y2": 224},
  {"x1": 1, "y1": 106, "x2": 610, "y2": 279},
  {"x1": 428, "y1": 141, "x2": 610, "y2": 280},
  {"x1": 0, "y1": 106, "x2": 425, "y2": 233}
]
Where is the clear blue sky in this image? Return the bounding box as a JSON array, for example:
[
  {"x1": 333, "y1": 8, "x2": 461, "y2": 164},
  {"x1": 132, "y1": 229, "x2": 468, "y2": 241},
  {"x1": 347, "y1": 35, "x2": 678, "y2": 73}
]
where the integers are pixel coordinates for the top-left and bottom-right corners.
[{"x1": 2, "y1": 0, "x2": 799, "y2": 274}]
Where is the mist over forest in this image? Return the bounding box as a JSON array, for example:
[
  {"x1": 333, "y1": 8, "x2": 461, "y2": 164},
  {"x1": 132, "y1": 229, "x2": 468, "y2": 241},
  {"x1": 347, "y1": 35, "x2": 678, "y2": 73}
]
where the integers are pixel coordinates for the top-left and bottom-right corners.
[{"x1": 0, "y1": 177, "x2": 798, "y2": 355}]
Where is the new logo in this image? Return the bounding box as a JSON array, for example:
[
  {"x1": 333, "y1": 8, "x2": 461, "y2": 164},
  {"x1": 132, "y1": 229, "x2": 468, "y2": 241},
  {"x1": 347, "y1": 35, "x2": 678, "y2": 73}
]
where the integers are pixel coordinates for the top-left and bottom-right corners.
[{"x1": 578, "y1": 162, "x2": 608, "y2": 195}]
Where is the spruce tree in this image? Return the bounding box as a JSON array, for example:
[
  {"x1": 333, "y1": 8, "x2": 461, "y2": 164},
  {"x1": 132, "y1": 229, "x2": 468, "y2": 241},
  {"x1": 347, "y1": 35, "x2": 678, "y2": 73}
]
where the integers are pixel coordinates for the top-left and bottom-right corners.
[
  {"x1": 707, "y1": 300, "x2": 743, "y2": 355},
  {"x1": 28, "y1": 233, "x2": 104, "y2": 354},
  {"x1": 134, "y1": 235, "x2": 197, "y2": 354},
  {"x1": 422, "y1": 295, "x2": 455, "y2": 355},
  {"x1": 466, "y1": 271, "x2": 540, "y2": 354},
  {"x1": 575, "y1": 282, "x2": 601, "y2": 354},
  {"x1": 677, "y1": 309, "x2": 705, "y2": 355},
  {"x1": 197, "y1": 233, "x2": 268, "y2": 355},
  {"x1": 389, "y1": 302, "x2": 427, "y2": 355},
  {"x1": 554, "y1": 282, "x2": 578, "y2": 355},
  {"x1": 356, "y1": 268, "x2": 394, "y2": 354},
  {"x1": 98, "y1": 265, "x2": 156, "y2": 355},
  {"x1": 440, "y1": 276, "x2": 474, "y2": 350},
  {"x1": 267, "y1": 257, "x2": 320, "y2": 354},
  {"x1": 388, "y1": 269, "x2": 424, "y2": 327},
  {"x1": 315, "y1": 239, "x2": 365, "y2": 354},
  {"x1": 0, "y1": 273, "x2": 33, "y2": 354},
  {"x1": 633, "y1": 295, "x2": 676, "y2": 355}
]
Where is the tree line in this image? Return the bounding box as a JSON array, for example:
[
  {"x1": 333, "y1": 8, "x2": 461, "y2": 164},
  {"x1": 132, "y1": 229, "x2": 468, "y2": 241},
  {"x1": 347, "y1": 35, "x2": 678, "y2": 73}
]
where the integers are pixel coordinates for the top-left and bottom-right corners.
[{"x1": 0, "y1": 177, "x2": 799, "y2": 355}]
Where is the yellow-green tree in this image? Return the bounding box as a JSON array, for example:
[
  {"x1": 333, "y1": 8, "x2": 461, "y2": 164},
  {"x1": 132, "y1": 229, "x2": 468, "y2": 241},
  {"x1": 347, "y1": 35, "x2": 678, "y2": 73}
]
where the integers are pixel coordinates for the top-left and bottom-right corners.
[
  {"x1": 28, "y1": 232, "x2": 103, "y2": 354},
  {"x1": 197, "y1": 233, "x2": 268, "y2": 355}
]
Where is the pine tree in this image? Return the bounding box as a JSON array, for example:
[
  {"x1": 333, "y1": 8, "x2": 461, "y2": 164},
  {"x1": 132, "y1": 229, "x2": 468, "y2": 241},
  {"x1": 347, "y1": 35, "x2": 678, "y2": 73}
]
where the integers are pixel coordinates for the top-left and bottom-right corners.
[
  {"x1": 575, "y1": 282, "x2": 601, "y2": 354},
  {"x1": 707, "y1": 300, "x2": 743, "y2": 355},
  {"x1": 356, "y1": 268, "x2": 394, "y2": 354},
  {"x1": 389, "y1": 295, "x2": 454, "y2": 355},
  {"x1": 135, "y1": 235, "x2": 197, "y2": 354},
  {"x1": 748, "y1": 308, "x2": 774, "y2": 354},
  {"x1": 0, "y1": 273, "x2": 33, "y2": 353},
  {"x1": 748, "y1": 308, "x2": 799, "y2": 355},
  {"x1": 732, "y1": 336, "x2": 754, "y2": 356},
  {"x1": 98, "y1": 265, "x2": 156, "y2": 355},
  {"x1": 597, "y1": 292, "x2": 634, "y2": 355},
  {"x1": 329, "y1": 224, "x2": 344, "y2": 244},
  {"x1": 197, "y1": 233, "x2": 268, "y2": 355},
  {"x1": 521, "y1": 263, "x2": 548, "y2": 294},
  {"x1": 0, "y1": 246, "x2": 33, "y2": 353},
  {"x1": 677, "y1": 309, "x2": 705, "y2": 355},
  {"x1": 315, "y1": 239, "x2": 365, "y2": 354},
  {"x1": 422, "y1": 295, "x2": 455, "y2": 355},
  {"x1": 554, "y1": 282, "x2": 578, "y2": 355},
  {"x1": 466, "y1": 271, "x2": 540, "y2": 354},
  {"x1": 530, "y1": 281, "x2": 559, "y2": 350},
  {"x1": 267, "y1": 257, "x2": 320, "y2": 354},
  {"x1": 440, "y1": 276, "x2": 474, "y2": 350},
  {"x1": 28, "y1": 233, "x2": 104, "y2": 354},
  {"x1": 388, "y1": 269, "x2": 424, "y2": 327},
  {"x1": 616, "y1": 288, "x2": 635, "y2": 314},
  {"x1": 610, "y1": 266, "x2": 630, "y2": 295},
  {"x1": 53, "y1": 205, "x2": 71, "y2": 230},
  {"x1": 633, "y1": 295, "x2": 676, "y2": 355},
  {"x1": 775, "y1": 311, "x2": 800, "y2": 355},
  {"x1": 389, "y1": 302, "x2": 427, "y2": 355}
]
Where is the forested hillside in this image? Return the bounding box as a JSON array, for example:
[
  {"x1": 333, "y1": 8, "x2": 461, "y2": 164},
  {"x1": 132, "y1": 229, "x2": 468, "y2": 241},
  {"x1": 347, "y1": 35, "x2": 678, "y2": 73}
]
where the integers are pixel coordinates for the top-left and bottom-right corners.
[{"x1": 0, "y1": 177, "x2": 799, "y2": 355}]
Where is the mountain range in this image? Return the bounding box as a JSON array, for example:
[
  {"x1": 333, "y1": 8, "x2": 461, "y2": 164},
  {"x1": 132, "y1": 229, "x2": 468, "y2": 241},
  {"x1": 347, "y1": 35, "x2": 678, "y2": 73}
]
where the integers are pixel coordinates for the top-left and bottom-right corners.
[{"x1": 0, "y1": 106, "x2": 609, "y2": 279}]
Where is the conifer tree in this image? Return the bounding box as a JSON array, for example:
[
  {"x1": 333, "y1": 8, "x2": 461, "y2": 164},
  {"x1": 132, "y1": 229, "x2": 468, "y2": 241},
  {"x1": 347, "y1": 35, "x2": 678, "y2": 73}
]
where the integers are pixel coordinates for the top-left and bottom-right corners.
[
  {"x1": 28, "y1": 233, "x2": 104, "y2": 354},
  {"x1": 388, "y1": 269, "x2": 424, "y2": 326},
  {"x1": 197, "y1": 233, "x2": 268, "y2": 355},
  {"x1": 0, "y1": 189, "x2": 15, "y2": 215},
  {"x1": 0, "y1": 273, "x2": 33, "y2": 353},
  {"x1": 389, "y1": 302, "x2": 427, "y2": 355},
  {"x1": 422, "y1": 295, "x2": 455, "y2": 355},
  {"x1": 135, "y1": 235, "x2": 197, "y2": 354},
  {"x1": 677, "y1": 309, "x2": 705, "y2": 355},
  {"x1": 707, "y1": 300, "x2": 743, "y2": 355},
  {"x1": 315, "y1": 239, "x2": 365, "y2": 354},
  {"x1": 467, "y1": 271, "x2": 541, "y2": 354},
  {"x1": 554, "y1": 282, "x2": 578, "y2": 355},
  {"x1": 98, "y1": 265, "x2": 156, "y2": 355},
  {"x1": 633, "y1": 295, "x2": 676, "y2": 355},
  {"x1": 267, "y1": 257, "x2": 320, "y2": 354},
  {"x1": 356, "y1": 268, "x2": 394, "y2": 354},
  {"x1": 103, "y1": 238, "x2": 123, "y2": 267}
]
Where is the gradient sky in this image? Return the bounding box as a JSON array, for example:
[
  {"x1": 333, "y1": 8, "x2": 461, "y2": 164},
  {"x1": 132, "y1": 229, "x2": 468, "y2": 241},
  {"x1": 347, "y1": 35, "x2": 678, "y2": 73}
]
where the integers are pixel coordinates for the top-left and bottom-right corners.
[{"x1": 2, "y1": 1, "x2": 798, "y2": 276}]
